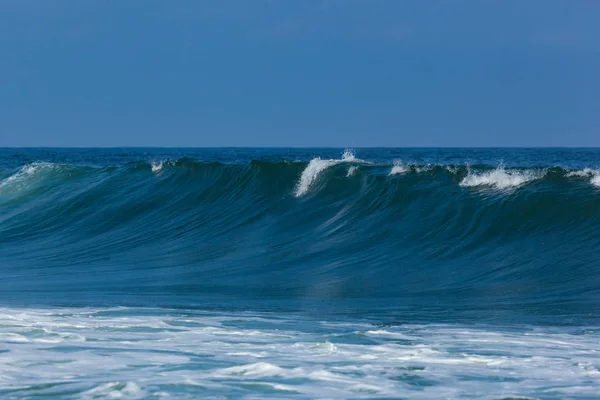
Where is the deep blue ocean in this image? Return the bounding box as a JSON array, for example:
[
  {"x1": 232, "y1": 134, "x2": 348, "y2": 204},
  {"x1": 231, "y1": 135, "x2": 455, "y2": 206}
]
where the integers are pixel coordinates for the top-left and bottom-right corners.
[{"x1": 1, "y1": 148, "x2": 599, "y2": 399}]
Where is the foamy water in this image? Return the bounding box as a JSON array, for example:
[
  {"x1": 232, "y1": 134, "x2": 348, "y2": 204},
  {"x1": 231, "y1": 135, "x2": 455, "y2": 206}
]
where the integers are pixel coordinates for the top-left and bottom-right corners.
[
  {"x1": 567, "y1": 168, "x2": 600, "y2": 188},
  {"x1": 460, "y1": 166, "x2": 542, "y2": 189},
  {"x1": 389, "y1": 161, "x2": 408, "y2": 175},
  {"x1": 295, "y1": 150, "x2": 360, "y2": 196},
  {"x1": 150, "y1": 160, "x2": 166, "y2": 173},
  {"x1": 0, "y1": 307, "x2": 598, "y2": 399}
]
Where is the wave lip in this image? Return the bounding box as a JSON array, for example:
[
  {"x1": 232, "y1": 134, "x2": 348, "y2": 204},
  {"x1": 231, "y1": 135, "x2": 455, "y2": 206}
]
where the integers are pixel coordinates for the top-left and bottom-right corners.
[
  {"x1": 294, "y1": 150, "x2": 360, "y2": 197},
  {"x1": 0, "y1": 162, "x2": 56, "y2": 188},
  {"x1": 150, "y1": 160, "x2": 166, "y2": 173},
  {"x1": 460, "y1": 166, "x2": 542, "y2": 189},
  {"x1": 567, "y1": 168, "x2": 600, "y2": 187},
  {"x1": 0, "y1": 162, "x2": 68, "y2": 201},
  {"x1": 389, "y1": 161, "x2": 407, "y2": 175}
]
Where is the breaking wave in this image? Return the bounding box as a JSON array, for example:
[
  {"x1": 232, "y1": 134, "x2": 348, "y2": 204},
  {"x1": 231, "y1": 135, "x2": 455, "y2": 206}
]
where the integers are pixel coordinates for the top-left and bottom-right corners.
[
  {"x1": 1, "y1": 150, "x2": 600, "y2": 321},
  {"x1": 459, "y1": 165, "x2": 544, "y2": 189}
]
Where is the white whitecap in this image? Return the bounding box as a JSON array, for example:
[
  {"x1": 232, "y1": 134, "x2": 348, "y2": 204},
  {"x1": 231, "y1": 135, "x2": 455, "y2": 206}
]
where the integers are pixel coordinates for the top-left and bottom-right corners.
[
  {"x1": 150, "y1": 160, "x2": 166, "y2": 173},
  {"x1": 460, "y1": 167, "x2": 541, "y2": 189},
  {"x1": 389, "y1": 161, "x2": 407, "y2": 175},
  {"x1": 566, "y1": 168, "x2": 600, "y2": 188},
  {"x1": 566, "y1": 168, "x2": 596, "y2": 178},
  {"x1": 218, "y1": 362, "x2": 286, "y2": 378},
  {"x1": 294, "y1": 150, "x2": 360, "y2": 197},
  {"x1": 150, "y1": 160, "x2": 176, "y2": 173}
]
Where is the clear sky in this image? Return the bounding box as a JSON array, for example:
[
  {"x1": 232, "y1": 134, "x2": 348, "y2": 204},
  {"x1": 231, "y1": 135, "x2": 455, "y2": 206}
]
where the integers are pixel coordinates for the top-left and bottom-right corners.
[{"x1": 1, "y1": 0, "x2": 598, "y2": 147}]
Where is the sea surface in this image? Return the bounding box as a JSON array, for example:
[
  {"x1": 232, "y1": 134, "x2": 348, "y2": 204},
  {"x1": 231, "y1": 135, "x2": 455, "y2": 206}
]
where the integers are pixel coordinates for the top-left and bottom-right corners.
[{"x1": 1, "y1": 148, "x2": 599, "y2": 399}]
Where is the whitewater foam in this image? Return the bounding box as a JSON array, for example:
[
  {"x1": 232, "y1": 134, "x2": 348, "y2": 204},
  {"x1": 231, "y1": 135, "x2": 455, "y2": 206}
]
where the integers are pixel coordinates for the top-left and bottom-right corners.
[
  {"x1": 460, "y1": 166, "x2": 542, "y2": 189},
  {"x1": 82, "y1": 382, "x2": 144, "y2": 400},
  {"x1": 0, "y1": 307, "x2": 598, "y2": 399},
  {"x1": 389, "y1": 161, "x2": 435, "y2": 175},
  {"x1": 567, "y1": 168, "x2": 600, "y2": 187},
  {"x1": 150, "y1": 160, "x2": 165, "y2": 172},
  {"x1": 389, "y1": 161, "x2": 407, "y2": 175},
  {"x1": 295, "y1": 150, "x2": 358, "y2": 196}
]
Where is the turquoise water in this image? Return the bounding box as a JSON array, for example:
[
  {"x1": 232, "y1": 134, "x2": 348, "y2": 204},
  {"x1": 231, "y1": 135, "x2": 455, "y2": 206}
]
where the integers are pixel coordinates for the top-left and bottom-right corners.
[{"x1": 1, "y1": 148, "x2": 599, "y2": 398}]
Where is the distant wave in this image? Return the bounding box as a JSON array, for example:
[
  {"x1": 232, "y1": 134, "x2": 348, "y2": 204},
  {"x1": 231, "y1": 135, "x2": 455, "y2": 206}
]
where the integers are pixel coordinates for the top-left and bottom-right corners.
[{"x1": 2, "y1": 155, "x2": 599, "y2": 202}]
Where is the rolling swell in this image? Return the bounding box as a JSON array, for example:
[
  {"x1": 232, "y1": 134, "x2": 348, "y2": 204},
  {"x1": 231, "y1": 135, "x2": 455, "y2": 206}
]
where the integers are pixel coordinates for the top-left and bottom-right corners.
[{"x1": 1, "y1": 150, "x2": 600, "y2": 321}]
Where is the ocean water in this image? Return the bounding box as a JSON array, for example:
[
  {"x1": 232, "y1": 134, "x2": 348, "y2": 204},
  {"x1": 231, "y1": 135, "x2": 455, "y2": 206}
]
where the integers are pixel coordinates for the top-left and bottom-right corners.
[{"x1": 1, "y1": 148, "x2": 599, "y2": 399}]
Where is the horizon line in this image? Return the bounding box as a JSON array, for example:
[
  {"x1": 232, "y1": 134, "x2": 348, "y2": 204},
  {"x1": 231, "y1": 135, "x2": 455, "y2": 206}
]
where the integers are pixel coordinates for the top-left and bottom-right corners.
[{"x1": 2, "y1": 146, "x2": 600, "y2": 149}]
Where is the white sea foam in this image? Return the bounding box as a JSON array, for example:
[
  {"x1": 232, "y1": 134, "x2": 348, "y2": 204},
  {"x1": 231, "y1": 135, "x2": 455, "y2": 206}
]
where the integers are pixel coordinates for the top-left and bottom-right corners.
[
  {"x1": 460, "y1": 166, "x2": 541, "y2": 189},
  {"x1": 82, "y1": 381, "x2": 144, "y2": 399},
  {"x1": 566, "y1": 168, "x2": 600, "y2": 187},
  {"x1": 150, "y1": 161, "x2": 165, "y2": 172},
  {"x1": 150, "y1": 160, "x2": 176, "y2": 173},
  {"x1": 566, "y1": 168, "x2": 596, "y2": 178},
  {"x1": 0, "y1": 307, "x2": 598, "y2": 399},
  {"x1": 389, "y1": 160, "x2": 407, "y2": 175},
  {"x1": 217, "y1": 362, "x2": 287, "y2": 378},
  {"x1": 295, "y1": 150, "x2": 359, "y2": 196}
]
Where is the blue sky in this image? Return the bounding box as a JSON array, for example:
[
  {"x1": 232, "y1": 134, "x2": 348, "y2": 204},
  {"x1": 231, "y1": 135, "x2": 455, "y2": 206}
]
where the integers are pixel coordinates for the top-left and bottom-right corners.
[{"x1": 1, "y1": 0, "x2": 599, "y2": 147}]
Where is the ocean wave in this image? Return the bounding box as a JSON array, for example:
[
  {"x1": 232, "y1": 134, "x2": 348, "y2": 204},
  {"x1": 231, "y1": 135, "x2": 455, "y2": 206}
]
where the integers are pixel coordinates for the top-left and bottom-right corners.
[
  {"x1": 2, "y1": 158, "x2": 599, "y2": 203},
  {"x1": 1, "y1": 152, "x2": 600, "y2": 313}
]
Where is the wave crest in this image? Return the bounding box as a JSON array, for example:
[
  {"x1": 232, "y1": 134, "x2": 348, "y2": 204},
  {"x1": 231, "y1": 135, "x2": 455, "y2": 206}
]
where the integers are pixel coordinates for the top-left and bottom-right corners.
[
  {"x1": 567, "y1": 168, "x2": 600, "y2": 188},
  {"x1": 389, "y1": 161, "x2": 408, "y2": 175},
  {"x1": 460, "y1": 166, "x2": 543, "y2": 189},
  {"x1": 295, "y1": 150, "x2": 359, "y2": 196}
]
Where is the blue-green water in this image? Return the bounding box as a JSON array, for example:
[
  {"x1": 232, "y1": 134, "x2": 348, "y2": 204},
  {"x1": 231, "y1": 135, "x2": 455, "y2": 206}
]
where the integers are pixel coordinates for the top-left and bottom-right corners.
[{"x1": 1, "y1": 148, "x2": 599, "y2": 399}]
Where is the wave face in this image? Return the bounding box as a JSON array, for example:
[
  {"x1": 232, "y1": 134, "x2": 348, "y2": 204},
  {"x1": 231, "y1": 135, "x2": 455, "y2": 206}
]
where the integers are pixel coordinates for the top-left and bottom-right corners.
[
  {"x1": 2, "y1": 148, "x2": 600, "y2": 398},
  {"x1": 1, "y1": 148, "x2": 600, "y2": 323}
]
